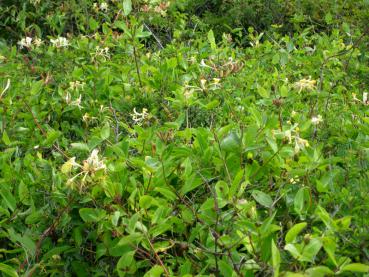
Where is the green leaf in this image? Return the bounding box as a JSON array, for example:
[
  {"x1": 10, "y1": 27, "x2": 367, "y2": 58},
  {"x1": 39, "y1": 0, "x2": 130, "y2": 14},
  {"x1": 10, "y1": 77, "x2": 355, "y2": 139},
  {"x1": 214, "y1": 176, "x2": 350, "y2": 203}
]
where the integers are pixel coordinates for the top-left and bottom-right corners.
[
  {"x1": 150, "y1": 223, "x2": 172, "y2": 238},
  {"x1": 218, "y1": 260, "x2": 233, "y2": 276},
  {"x1": 280, "y1": 52, "x2": 288, "y2": 66},
  {"x1": 325, "y1": 13, "x2": 333, "y2": 24},
  {"x1": 111, "y1": 211, "x2": 121, "y2": 226},
  {"x1": 43, "y1": 129, "x2": 61, "y2": 146},
  {"x1": 220, "y1": 132, "x2": 241, "y2": 152},
  {"x1": 117, "y1": 251, "x2": 135, "y2": 276},
  {"x1": 154, "y1": 187, "x2": 177, "y2": 201},
  {"x1": 180, "y1": 174, "x2": 202, "y2": 195},
  {"x1": 316, "y1": 205, "x2": 336, "y2": 230},
  {"x1": 284, "y1": 243, "x2": 301, "y2": 260},
  {"x1": 117, "y1": 233, "x2": 143, "y2": 247},
  {"x1": 205, "y1": 99, "x2": 219, "y2": 110},
  {"x1": 18, "y1": 181, "x2": 31, "y2": 205},
  {"x1": 79, "y1": 208, "x2": 106, "y2": 223},
  {"x1": 143, "y1": 265, "x2": 164, "y2": 277},
  {"x1": 280, "y1": 85, "x2": 288, "y2": 97},
  {"x1": 284, "y1": 273, "x2": 305, "y2": 277},
  {"x1": 123, "y1": 0, "x2": 132, "y2": 16},
  {"x1": 136, "y1": 30, "x2": 151, "y2": 38},
  {"x1": 7, "y1": 228, "x2": 36, "y2": 257},
  {"x1": 0, "y1": 263, "x2": 18, "y2": 277},
  {"x1": 96, "y1": 243, "x2": 107, "y2": 259},
  {"x1": 258, "y1": 87, "x2": 270, "y2": 98},
  {"x1": 25, "y1": 210, "x2": 43, "y2": 224},
  {"x1": 0, "y1": 187, "x2": 16, "y2": 211},
  {"x1": 294, "y1": 187, "x2": 310, "y2": 218},
  {"x1": 305, "y1": 266, "x2": 334, "y2": 277},
  {"x1": 2, "y1": 130, "x2": 11, "y2": 145},
  {"x1": 30, "y1": 80, "x2": 43, "y2": 95},
  {"x1": 260, "y1": 212, "x2": 278, "y2": 235},
  {"x1": 207, "y1": 30, "x2": 216, "y2": 50},
  {"x1": 271, "y1": 239, "x2": 281, "y2": 277},
  {"x1": 301, "y1": 238, "x2": 322, "y2": 262},
  {"x1": 266, "y1": 135, "x2": 278, "y2": 153},
  {"x1": 341, "y1": 263, "x2": 369, "y2": 273},
  {"x1": 89, "y1": 18, "x2": 99, "y2": 31},
  {"x1": 179, "y1": 260, "x2": 192, "y2": 275},
  {"x1": 100, "y1": 122, "x2": 110, "y2": 140},
  {"x1": 71, "y1": 142, "x2": 90, "y2": 152},
  {"x1": 42, "y1": 246, "x2": 71, "y2": 261},
  {"x1": 252, "y1": 190, "x2": 273, "y2": 208},
  {"x1": 115, "y1": 20, "x2": 129, "y2": 31},
  {"x1": 71, "y1": 261, "x2": 89, "y2": 277},
  {"x1": 272, "y1": 53, "x2": 280, "y2": 65},
  {"x1": 73, "y1": 227, "x2": 83, "y2": 247},
  {"x1": 139, "y1": 195, "x2": 154, "y2": 209},
  {"x1": 342, "y1": 22, "x2": 351, "y2": 34},
  {"x1": 285, "y1": 222, "x2": 307, "y2": 243},
  {"x1": 323, "y1": 237, "x2": 337, "y2": 266}
]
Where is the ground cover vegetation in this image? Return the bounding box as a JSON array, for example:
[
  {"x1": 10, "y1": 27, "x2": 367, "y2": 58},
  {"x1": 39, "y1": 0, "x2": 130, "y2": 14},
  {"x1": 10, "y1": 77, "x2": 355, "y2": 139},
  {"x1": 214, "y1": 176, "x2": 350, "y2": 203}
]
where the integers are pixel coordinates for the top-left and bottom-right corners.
[{"x1": 0, "y1": 0, "x2": 369, "y2": 276}]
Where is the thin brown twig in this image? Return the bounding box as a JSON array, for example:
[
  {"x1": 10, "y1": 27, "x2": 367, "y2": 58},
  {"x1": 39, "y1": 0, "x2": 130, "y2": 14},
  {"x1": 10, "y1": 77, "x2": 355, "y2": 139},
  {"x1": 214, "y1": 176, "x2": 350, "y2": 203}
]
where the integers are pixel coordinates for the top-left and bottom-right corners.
[
  {"x1": 19, "y1": 195, "x2": 75, "y2": 275},
  {"x1": 143, "y1": 232, "x2": 170, "y2": 277}
]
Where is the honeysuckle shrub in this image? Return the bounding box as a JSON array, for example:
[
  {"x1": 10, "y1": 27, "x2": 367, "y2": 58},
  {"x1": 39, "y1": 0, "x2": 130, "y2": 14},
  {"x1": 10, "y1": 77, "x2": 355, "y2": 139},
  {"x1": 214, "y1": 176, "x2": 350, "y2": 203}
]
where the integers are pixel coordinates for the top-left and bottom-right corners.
[
  {"x1": 2, "y1": 0, "x2": 368, "y2": 47},
  {"x1": 1, "y1": 2, "x2": 369, "y2": 277}
]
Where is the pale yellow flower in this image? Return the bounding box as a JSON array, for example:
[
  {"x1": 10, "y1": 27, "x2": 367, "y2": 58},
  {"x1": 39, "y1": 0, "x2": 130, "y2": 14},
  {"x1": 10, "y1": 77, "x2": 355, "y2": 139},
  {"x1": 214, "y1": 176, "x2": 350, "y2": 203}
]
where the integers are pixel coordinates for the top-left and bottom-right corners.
[
  {"x1": 63, "y1": 149, "x2": 107, "y2": 188},
  {"x1": 294, "y1": 77, "x2": 317, "y2": 92},
  {"x1": 311, "y1": 115, "x2": 323, "y2": 125},
  {"x1": 69, "y1": 81, "x2": 85, "y2": 91},
  {"x1": 64, "y1": 91, "x2": 72, "y2": 104},
  {"x1": 100, "y1": 2, "x2": 108, "y2": 11},
  {"x1": 50, "y1": 37, "x2": 69, "y2": 48},
  {"x1": 131, "y1": 108, "x2": 150, "y2": 126},
  {"x1": 18, "y1": 37, "x2": 33, "y2": 49},
  {"x1": 83, "y1": 149, "x2": 107, "y2": 174},
  {"x1": 363, "y1": 92, "x2": 368, "y2": 105},
  {"x1": 92, "y1": 46, "x2": 110, "y2": 62},
  {"x1": 33, "y1": 37, "x2": 43, "y2": 47},
  {"x1": 1, "y1": 79, "x2": 10, "y2": 99},
  {"x1": 70, "y1": 95, "x2": 83, "y2": 109},
  {"x1": 200, "y1": 79, "x2": 207, "y2": 90}
]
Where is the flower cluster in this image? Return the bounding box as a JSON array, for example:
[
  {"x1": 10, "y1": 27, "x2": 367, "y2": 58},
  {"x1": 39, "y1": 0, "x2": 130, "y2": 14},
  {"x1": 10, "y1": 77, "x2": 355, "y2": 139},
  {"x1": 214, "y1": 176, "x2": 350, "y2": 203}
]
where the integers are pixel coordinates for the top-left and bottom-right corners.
[
  {"x1": 140, "y1": 2, "x2": 170, "y2": 16},
  {"x1": 183, "y1": 86, "x2": 195, "y2": 101},
  {"x1": 131, "y1": 108, "x2": 150, "y2": 126},
  {"x1": 293, "y1": 77, "x2": 317, "y2": 92},
  {"x1": 17, "y1": 36, "x2": 70, "y2": 50},
  {"x1": 62, "y1": 149, "x2": 107, "y2": 189},
  {"x1": 184, "y1": 78, "x2": 221, "y2": 95},
  {"x1": 93, "y1": 2, "x2": 108, "y2": 12},
  {"x1": 352, "y1": 92, "x2": 368, "y2": 106},
  {"x1": 69, "y1": 81, "x2": 85, "y2": 91},
  {"x1": 17, "y1": 37, "x2": 43, "y2": 49},
  {"x1": 201, "y1": 78, "x2": 221, "y2": 91},
  {"x1": 289, "y1": 176, "x2": 301, "y2": 184},
  {"x1": 82, "y1": 113, "x2": 97, "y2": 125},
  {"x1": 29, "y1": 0, "x2": 41, "y2": 5},
  {"x1": 70, "y1": 95, "x2": 83, "y2": 109},
  {"x1": 311, "y1": 115, "x2": 323, "y2": 125},
  {"x1": 274, "y1": 124, "x2": 310, "y2": 154},
  {"x1": 50, "y1": 37, "x2": 69, "y2": 48},
  {"x1": 91, "y1": 46, "x2": 110, "y2": 62},
  {"x1": 64, "y1": 92, "x2": 82, "y2": 109},
  {"x1": 200, "y1": 57, "x2": 244, "y2": 78},
  {"x1": 1, "y1": 79, "x2": 10, "y2": 100}
]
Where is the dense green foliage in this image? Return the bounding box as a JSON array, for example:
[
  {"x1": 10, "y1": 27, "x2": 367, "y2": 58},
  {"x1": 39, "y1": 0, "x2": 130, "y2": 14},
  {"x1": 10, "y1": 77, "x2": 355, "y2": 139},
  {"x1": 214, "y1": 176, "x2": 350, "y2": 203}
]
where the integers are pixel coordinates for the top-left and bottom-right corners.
[{"x1": 1, "y1": 0, "x2": 369, "y2": 276}]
